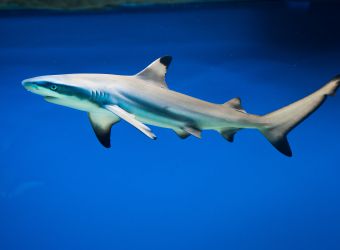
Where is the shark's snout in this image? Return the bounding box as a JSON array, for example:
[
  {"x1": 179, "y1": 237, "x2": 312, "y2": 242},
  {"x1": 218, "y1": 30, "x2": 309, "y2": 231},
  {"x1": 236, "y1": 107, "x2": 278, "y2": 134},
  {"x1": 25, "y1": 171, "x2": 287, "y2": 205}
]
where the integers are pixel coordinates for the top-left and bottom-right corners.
[{"x1": 22, "y1": 80, "x2": 38, "y2": 91}]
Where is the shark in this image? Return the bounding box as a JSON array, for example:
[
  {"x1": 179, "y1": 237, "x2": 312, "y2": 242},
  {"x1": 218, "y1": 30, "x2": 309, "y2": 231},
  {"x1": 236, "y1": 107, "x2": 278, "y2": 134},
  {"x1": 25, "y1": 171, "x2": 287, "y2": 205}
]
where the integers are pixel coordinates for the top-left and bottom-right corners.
[{"x1": 22, "y1": 56, "x2": 339, "y2": 157}]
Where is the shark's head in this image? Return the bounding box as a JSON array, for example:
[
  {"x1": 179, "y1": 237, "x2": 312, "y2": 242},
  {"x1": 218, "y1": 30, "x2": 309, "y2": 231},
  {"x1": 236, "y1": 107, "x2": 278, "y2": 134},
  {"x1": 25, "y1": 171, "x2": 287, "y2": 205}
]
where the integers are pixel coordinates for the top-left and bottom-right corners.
[
  {"x1": 23, "y1": 76, "x2": 66, "y2": 98},
  {"x1": 22, "y1": 75, "x2": 95, "y2": 111}
]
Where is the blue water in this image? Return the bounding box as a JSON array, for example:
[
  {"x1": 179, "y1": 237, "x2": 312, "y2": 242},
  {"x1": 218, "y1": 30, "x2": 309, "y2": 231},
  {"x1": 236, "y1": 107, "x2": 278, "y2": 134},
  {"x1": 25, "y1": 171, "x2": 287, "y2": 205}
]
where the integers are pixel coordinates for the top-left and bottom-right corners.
[{"x1": 1, "y1": 3, "x2": 340, "y2": 250}]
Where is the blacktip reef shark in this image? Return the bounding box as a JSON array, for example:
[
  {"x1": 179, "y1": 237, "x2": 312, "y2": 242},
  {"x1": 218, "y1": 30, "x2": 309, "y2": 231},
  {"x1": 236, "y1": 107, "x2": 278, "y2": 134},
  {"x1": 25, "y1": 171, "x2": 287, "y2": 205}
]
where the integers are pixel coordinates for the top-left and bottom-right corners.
[{"x1": 22, "y1": 56, "x2": 339, "y2": 157}]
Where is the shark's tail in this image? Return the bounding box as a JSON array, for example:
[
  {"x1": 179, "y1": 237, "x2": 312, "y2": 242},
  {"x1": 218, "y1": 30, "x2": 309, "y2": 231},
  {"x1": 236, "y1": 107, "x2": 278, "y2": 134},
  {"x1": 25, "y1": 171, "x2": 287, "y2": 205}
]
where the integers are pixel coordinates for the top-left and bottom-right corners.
[{"x1": 259, "y1": 75, "x2": 339, "y2": 157}]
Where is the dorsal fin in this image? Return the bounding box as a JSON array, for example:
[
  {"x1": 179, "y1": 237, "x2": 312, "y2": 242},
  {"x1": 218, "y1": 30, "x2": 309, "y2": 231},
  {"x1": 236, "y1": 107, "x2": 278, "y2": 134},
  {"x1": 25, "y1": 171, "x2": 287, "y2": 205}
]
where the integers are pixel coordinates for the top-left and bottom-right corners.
[
  {"x1": 222, "y1": 97, "x2": 246, "y2": 113},
  {"x1": 135, "y1": 56, "x2": 172, "y2": 89}
]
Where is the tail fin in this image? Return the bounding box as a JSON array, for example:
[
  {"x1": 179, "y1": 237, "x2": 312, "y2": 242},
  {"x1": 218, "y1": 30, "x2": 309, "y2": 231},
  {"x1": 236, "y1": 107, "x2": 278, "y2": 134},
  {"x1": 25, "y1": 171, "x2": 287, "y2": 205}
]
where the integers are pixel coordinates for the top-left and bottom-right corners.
[{"x1": 260, "y1": 75, "x2": 340, "y2": 157}]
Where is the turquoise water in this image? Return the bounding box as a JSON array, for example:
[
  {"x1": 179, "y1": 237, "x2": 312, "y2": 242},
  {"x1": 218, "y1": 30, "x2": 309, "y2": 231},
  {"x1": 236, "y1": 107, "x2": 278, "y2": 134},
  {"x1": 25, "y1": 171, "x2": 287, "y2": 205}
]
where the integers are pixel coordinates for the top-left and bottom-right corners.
[{"x1": 1, "y1": 2, "x2": 340, "y2": 250}]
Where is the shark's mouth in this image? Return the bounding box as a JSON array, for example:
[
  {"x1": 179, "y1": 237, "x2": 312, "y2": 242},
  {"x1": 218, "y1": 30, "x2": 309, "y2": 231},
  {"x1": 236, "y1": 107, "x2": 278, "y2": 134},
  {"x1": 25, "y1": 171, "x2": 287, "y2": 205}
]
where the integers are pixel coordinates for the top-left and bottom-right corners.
[
  {"x1": 44, "y1": 96, "x2": 77, "y2": 109},
  {"x1": 44, "y1": 96, "x2": 61, "y2": 104},
  {"x1": 44, "y1": 96, "x2": 57, "y2": 101}
]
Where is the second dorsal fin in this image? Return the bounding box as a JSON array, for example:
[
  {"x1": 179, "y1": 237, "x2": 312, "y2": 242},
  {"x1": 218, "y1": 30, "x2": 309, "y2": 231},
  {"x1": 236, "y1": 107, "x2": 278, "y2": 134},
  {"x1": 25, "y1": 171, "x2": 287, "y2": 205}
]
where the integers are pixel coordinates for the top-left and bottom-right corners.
[
  {"x1": 223, "y1": 97, "x2": 246, "y2": 113},
  {"x1": 135, "y1": 56, "x2": 172, "y2": 89}
]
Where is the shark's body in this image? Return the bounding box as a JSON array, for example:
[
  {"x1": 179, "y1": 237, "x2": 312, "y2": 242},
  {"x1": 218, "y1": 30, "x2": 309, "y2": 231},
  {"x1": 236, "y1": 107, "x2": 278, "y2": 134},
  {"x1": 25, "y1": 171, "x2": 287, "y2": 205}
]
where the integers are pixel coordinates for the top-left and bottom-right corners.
[{"x1": 22, "y1": 56, "x2": 339, "y2": 156}]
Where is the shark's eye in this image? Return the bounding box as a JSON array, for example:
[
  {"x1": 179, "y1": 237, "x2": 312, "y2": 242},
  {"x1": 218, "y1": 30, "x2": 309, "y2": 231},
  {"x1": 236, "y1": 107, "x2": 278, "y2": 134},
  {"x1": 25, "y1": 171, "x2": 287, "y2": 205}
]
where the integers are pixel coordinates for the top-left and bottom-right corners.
[{"x1": 50, "y1": 85, "x2": 57, "y2": 91}]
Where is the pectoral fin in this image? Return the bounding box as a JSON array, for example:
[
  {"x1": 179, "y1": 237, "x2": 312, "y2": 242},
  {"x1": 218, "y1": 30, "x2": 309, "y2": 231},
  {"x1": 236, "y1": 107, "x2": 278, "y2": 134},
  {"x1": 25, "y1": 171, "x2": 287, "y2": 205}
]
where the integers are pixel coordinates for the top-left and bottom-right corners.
[
  {"x1": 104, "y1": 105, "x2": 156, "y2": 140},
  {"x1": 88, "y1": 112, "x2": 120, "y2": 148}
]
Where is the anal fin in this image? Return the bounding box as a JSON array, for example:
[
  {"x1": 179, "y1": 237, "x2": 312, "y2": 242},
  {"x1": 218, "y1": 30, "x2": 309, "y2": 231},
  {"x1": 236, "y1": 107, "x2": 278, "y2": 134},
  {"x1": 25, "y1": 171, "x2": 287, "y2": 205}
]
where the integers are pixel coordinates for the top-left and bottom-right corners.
[{"x1": 220, "y1": 128, "x2": 240, "y2": 142}]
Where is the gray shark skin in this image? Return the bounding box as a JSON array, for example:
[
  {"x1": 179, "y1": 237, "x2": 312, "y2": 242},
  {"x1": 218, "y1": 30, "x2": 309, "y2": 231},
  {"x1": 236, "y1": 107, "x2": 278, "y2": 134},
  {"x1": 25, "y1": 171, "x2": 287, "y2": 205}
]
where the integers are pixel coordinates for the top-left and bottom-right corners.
[{"x1": 22, "y1": 56, "x2": 339, "y2": 157}]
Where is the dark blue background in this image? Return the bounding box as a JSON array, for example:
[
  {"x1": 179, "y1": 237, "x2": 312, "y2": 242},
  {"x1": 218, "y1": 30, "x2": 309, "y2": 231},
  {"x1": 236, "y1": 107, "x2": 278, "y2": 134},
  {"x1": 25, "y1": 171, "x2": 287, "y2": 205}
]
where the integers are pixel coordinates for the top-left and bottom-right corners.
[{"x1": 0, "y1": 2, "x2": 339, "y2": 250}]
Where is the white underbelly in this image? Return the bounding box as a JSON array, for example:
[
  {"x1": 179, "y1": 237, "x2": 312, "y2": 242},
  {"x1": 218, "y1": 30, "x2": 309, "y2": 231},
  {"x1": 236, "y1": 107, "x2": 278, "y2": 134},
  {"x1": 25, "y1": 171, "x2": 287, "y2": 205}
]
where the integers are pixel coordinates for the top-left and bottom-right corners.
[{"x1": 45, "y1": 96, "x2": 99, "y2": 112}]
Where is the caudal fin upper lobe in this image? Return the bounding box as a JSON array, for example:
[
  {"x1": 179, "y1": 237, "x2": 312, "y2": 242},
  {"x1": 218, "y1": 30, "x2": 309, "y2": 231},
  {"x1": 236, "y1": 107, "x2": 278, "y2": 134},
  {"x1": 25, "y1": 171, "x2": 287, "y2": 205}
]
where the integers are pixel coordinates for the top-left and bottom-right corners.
[{"x1": 260, "y1": 75, "x2": 339, "y2": 157}]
